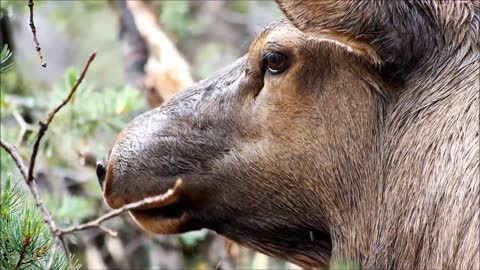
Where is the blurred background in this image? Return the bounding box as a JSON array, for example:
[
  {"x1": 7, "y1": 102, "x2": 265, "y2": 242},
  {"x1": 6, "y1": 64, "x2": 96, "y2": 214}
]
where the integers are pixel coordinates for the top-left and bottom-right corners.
[{"x1": 0, "y1": 0, "x2": 303, "y2": 269}]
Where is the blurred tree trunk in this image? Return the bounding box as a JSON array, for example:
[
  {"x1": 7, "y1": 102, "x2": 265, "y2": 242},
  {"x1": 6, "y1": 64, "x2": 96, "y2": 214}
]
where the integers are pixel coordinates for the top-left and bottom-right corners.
[
  {"x1": 118, "y1": 0, "x2": 193, "y2": 108},
  {"x1": 118, "y1": 0, "x2": 148, "y2": 95}
]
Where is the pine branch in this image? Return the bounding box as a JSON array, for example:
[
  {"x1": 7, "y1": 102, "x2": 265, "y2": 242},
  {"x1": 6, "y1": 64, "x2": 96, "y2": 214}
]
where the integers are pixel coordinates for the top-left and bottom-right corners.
[
  {"x1": 14, "y1": 236, "x2": 30, "y2": 270},
  {"x1": 0, "y1": 52, "x2": 96, "y2": 268},
  {"x1": 45, "y1": 244, "x2": 56, "y2": 270},
  {"x1": 0, "y1": 139, "x2": 70, "y2": 267}
]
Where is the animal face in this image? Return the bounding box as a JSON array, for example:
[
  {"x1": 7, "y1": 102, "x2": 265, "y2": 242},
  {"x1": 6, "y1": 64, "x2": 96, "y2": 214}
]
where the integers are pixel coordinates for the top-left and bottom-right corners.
[
  {"x1": 99, "y1": 19, "x2": 385, "y2": 267},
  {"x1": 97, "y1": 0, "x2": 479, "y2": 268}
]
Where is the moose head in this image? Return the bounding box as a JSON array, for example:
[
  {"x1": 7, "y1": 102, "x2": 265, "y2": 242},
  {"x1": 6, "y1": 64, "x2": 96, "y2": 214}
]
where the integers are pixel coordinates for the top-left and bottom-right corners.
[{"x1": 97, "y1": 1, "x2": 479, "y2": 268}]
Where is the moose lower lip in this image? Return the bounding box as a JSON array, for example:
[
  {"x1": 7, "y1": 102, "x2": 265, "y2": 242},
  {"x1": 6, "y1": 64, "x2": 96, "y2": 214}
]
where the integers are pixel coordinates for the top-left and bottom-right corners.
[{"x1": 132, "y1": 202, "x2": 185, "y2": 219}]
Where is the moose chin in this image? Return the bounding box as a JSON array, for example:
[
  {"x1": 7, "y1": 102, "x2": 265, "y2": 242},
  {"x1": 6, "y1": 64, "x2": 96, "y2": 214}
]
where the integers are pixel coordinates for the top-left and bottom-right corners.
[{"x1": 97, "y1": 1, "x2": 479, "y2": 269}]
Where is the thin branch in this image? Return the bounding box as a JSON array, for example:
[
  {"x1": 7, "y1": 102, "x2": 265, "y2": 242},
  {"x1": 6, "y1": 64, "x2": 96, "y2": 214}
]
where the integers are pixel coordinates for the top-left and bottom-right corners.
[
  {"x1": 58, "y1": 179, "x2": 182, "y2": 236},
  {"x1": 29, "y1": 179, "x2": 70, "y2": 259},
  {"x1": 98, "y1": 225, "x2": 119, "y2": 238},
  {"x1": 14, "y1": 236, "x2": 30, "y2": 270},
  {"x1": 0, "y1": 139, "x2": 28, "y2": 180},
  {"x1": 27, "y1": 0, "x2": 46, "y2": 67},
  {"x1": 0, "y1": 138, "x2": 70, "y2": 266},
  {"x1": 1, "y1": 51, "x2": 97, "y2": 268},
  {"x1": 27, "y1": 52, "x2": 96, "y2": 184},
  {"x1": 1, "y1": 49, "x2": 175, "y2": 268}
]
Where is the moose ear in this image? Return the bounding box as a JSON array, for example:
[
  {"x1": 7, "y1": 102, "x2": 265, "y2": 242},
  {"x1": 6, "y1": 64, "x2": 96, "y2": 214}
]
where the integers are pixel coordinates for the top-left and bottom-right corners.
[
  {"x1": 275, "y1": 0, "x2": 341, "y2": 35},
  {"x1": 275, "y1": 0, "x2": 434, "y2": 81}
]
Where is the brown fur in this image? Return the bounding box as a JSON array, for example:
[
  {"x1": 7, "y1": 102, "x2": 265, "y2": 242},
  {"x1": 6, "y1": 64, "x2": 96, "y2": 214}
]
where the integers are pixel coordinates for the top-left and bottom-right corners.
[{"x1": 99, "y1": 1, "x2": 479, "y2": 268}]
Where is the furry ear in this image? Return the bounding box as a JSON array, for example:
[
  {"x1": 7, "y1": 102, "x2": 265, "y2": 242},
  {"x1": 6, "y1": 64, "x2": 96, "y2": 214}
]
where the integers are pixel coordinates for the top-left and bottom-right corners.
[
  {"x1": 274, "y1": 0, "x2": 438, "y2": 81},
  {"x1": 304, "y1": 31, "x2": 382, "y2": 67}
]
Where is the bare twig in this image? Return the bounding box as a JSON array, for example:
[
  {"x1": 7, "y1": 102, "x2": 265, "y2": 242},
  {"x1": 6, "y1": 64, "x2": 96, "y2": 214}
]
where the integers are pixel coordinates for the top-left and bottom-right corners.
[
  {"x1": 27, "y1": 0, "x2": 46, "y2": 67},
  {"x1": 98, "y1": 225, "x2": 119, "y2": 238},
  {"x1": 0, "y1": 139, "x2": 28, "y2": 180},
  {"x1": 0, "y1": 49, "x2": 180, "y2": 268},
  {"x1": 29, "y1": 179, "x2": 71, "y2": 259},
  {"x1": 58, "y1": 179, "x2": 182, "y2": 236},
  {"x1": 0, "y1": 52, "x2": 97, "y2": 267},
  {"x1": 27, "y1": 52, "x2": 96, "y2": 184},
  {"x1": 12, "y1": 111, "x2": 35, "y2": 147}
]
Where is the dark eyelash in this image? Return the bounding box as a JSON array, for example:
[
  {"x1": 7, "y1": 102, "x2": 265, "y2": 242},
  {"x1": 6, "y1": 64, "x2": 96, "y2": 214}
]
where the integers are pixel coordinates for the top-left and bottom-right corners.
[
  {"x1": 261, "y1": 51, "x2": 275, "y2": 62},
  {"x1": 261, "y1": 51, "x2": 269, "y2": 59},
  {"x1": 261, "y1": 51, "x2": 275, "y2": 73}
]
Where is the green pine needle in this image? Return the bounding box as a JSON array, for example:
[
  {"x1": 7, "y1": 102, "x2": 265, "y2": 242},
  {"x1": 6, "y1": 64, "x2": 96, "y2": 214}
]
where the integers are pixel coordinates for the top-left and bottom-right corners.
[
  {"x1": 0, "y1": 44, "x2": 14, "y2": 73},
  {"x1": 0, "y1": 176, "x2": 79, "y2": 270}
]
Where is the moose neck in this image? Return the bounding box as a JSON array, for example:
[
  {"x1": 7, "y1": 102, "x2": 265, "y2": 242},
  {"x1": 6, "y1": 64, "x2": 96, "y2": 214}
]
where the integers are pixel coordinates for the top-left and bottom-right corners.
[
  {"x1": 361, "y1": 19, "x2": 478, "y2": 269},
  {"x1": 330, "y1": 100, "x2": 389, "y2": 268},
  {"x1": 371, "y1": 44, "x2": 478, "y2": 270}
]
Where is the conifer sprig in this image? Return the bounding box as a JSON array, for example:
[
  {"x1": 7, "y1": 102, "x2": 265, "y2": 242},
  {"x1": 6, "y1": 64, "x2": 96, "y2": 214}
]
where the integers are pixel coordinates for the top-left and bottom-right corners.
[{"x1": 0, "y1": 176, "x2": 78, "y2": 270}]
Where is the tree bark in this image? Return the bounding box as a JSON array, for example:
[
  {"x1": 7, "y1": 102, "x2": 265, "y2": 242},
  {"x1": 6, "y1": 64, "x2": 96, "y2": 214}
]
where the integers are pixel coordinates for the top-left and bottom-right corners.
[
  {"x1": 120, "y1": 0, "x2": 194, "y2": 108},
  {"x1": 118, "y1": 0, "x2": 148, "y2": 94}
]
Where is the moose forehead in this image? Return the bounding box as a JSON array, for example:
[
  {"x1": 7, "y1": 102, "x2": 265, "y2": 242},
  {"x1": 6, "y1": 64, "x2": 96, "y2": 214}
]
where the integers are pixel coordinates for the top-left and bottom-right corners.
[{"x1": 250, "y1": 21, "x2": 380, "y2": 66}]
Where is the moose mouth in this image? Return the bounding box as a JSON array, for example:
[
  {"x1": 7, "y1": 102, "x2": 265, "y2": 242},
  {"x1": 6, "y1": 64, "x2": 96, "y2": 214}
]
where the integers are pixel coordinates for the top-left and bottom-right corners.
[
  {"x1": 131, "y1": 200, "x2": 185, "y2": 220},
  {"x1": 123, "y1": 178, "x2": 193, "y2": 234},
  {"x1": 98, "y1": 160, "x2": 190, "y2": 234},
  {"x1": 129, "y1": 207, "x2": 190, "y2": 235}
]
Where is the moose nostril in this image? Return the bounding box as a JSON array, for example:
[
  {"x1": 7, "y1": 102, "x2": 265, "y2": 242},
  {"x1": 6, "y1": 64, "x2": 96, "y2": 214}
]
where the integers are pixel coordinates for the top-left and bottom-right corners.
[{"x1": 96, "y1": 161, "x2": 107, "y2": 189}]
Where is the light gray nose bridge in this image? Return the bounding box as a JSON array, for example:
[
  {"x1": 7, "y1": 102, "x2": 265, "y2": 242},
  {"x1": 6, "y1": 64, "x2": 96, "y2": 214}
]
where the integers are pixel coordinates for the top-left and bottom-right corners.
[{"x1": 185, "y1": 56, "x2": 246, "y2": 110}]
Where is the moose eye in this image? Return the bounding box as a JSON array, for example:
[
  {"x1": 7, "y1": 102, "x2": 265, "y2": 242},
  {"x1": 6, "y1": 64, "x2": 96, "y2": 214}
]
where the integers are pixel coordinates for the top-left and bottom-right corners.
[{"x1": 262, "y1": 52, "x2": 289, "y2": 75}]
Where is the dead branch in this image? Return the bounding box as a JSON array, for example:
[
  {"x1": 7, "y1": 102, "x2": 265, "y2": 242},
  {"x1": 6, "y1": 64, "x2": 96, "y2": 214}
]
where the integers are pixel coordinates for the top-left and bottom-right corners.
[
  {"x1": 27, "y1": 52, "x2": 96, "y2": 184},
  {"x1": 58, "y1": 179, "x2": 182, "y2": 237},
  {"x1": 27, "y1": 0, "x2": 46, "y2": 67}
]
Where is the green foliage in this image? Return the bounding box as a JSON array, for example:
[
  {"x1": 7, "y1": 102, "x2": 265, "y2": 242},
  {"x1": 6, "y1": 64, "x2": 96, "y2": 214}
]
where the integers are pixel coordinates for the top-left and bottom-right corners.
[
  {"x1": 1, "y1": 55, "x2": 143, "y2": 268},
  {"x1": 0, "y1": 0, "x2": 26, "y2": 16},
  {"x1": 179, "y1": 229, "x2": 209, "y2": 248},
  {"x1": 0, "y1": 44, "x2": 14, "y2": 73},
  {"x1": 26, "y1": 68, "x2": 144, "y2": 165},
  {"x1": 0, "y1": 45, "x2": 20, "y2": 181},
  {"x1": 0, "y1": 38, "x2": 142, "y2": 189},
  {"x1": 0, "y1": 176, "x2": 79, "y2": 270},
  {"x1": 229, "y1": 1, "x2": 250, "y2": 14},
  {"x1": 159, "y1": 1, "x2": 198, "y2": 41},
  {"x1": 0, "y1": 45, "x2": 25, "y2": 98},
  {"x1": 48, "y1": 196, "x2": 95, "y2": 225},
  {"x1": 55, "y1": 68, "x2": 143, "y2": 132},
  {"x1": 330, "y1": 260, "x2": 359, "y2": 270},
  {"x1": 0, "y1": 146, "x2": 16, "y2": 184}
]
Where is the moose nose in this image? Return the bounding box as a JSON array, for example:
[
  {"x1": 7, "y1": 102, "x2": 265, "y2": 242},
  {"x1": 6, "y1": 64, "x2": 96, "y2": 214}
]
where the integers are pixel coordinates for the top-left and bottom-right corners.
[{"x1": 96, "y1": 161, "x2": 107, "y2": 190}]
